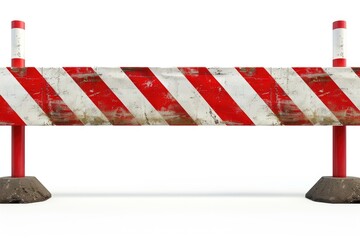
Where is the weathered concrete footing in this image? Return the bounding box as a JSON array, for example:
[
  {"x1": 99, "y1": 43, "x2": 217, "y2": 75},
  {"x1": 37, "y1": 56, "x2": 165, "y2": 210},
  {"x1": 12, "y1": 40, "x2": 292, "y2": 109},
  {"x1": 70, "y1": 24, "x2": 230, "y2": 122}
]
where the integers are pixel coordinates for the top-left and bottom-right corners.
[
  {"x1": 0, "y1": 176, "x2": 51, "y2": 203},
  {"x1": 306, "y1": 176, "x2": 360, "y2": 203}
]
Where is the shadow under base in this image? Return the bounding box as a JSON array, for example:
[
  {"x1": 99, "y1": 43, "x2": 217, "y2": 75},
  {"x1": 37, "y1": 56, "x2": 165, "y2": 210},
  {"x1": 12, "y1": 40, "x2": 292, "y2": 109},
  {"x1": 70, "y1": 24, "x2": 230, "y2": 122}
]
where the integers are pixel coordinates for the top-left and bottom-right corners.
[
  {"x1": 0, "y1": 176, "x2": 51, "y2": 203},
  {"x1": 306, "y1": 176, "x2": 360, "y2": 203}
]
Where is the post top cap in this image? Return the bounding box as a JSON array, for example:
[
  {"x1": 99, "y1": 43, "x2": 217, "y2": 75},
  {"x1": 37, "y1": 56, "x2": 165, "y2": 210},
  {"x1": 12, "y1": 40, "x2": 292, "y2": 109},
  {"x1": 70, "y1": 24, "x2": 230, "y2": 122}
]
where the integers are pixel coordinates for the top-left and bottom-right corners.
[
  {"x1": 11, "y1": 20, "x2": 25, "y2": 29},
  {"x1": 333, "y1": 20, "x2": 346, "y2": 29}
]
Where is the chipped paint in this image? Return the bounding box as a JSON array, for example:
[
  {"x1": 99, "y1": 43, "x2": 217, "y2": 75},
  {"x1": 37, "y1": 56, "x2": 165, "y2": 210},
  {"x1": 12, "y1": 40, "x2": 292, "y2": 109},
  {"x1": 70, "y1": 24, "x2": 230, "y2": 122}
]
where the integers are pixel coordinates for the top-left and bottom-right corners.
[{"x1": 0, "y1": 67, "x2": 359, "y2": 126}]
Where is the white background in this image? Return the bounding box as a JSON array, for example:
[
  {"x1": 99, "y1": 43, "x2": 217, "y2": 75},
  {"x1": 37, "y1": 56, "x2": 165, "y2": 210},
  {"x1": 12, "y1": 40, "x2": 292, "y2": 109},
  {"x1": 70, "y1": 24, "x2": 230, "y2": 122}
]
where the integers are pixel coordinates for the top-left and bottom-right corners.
[{"x1": 1, "y1": 0, "x2": 360, "y2": 239}]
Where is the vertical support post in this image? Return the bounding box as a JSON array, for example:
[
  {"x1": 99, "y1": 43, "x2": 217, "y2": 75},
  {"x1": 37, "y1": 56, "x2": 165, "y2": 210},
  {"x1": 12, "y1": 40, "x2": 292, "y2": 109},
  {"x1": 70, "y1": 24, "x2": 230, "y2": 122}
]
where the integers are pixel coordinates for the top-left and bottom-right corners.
[
  {"x1": 306, "y1": 20, "x2": 360, "y2": 203},
  {"x1": 11, "y1": 20, "x2": 25, "y2": 178},
  {"x1": 0, "y1": 20, "x2": 51, "y2": 203},
  {"x1": 333, "y1": 20, "x2": 346, "y2": 178}
]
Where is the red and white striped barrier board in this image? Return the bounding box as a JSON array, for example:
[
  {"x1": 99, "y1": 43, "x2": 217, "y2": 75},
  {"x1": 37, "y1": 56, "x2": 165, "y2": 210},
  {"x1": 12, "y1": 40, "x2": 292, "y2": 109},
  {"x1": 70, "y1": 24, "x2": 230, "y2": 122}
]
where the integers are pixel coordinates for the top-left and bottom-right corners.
[{"x1": 1, "y1": 67, "x2": 360, "y2": 126}]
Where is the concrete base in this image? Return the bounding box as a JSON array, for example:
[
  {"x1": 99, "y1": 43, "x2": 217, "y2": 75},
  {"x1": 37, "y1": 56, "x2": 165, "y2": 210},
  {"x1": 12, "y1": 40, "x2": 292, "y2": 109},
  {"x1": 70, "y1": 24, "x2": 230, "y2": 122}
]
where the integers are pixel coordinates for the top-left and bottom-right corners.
[
  {"x1": 306, "y1": 176, "x2": 360, "y2": 203},
  {"x1": 0, "y1": 177, "x2": 51, "y2": 203}
]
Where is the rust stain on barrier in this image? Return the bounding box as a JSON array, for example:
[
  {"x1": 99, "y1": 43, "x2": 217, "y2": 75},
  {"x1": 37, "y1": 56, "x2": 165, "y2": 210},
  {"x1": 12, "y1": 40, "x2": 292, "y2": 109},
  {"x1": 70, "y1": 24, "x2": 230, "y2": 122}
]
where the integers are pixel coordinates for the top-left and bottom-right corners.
[
  {"x1": 10, "y1": 67, "x2": 27, "y2": 77},
  {"x1": 182, "y1": 67, "x2": 200, "y2": 76},
  {"x1": 79, "y1": 115, "x2": 109, "y2": 125},
  {"x1": 101, "y1": 111, "x2": 138, "y2": 125},
  {"x1": 70, "y1": 73, "x2": 102, "y2": 82},
  {"x1": 238, "y1": 67, "x2": 256, "y2": 76}
]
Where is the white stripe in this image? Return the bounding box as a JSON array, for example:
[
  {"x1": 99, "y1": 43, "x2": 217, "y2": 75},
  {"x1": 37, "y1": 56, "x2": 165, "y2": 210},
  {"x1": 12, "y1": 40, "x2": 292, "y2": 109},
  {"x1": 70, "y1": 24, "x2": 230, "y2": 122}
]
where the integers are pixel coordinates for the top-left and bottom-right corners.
[
  {"x1": 267, "y1": 68, "x2": 341, "y2": 125},
  {"x1": 11, "y1": 28, "x2": 25, "y2": 59},
  {"x1": 94, "y1": 68, "x2": 168, "y2": 125},
  {"x1": 325, "y1": 67, "x2": 360, "y2": 110},
  {"x1": 333, "y1": 28, "x2": 346, "y2": 59},
  {"x1": 0, "y1": 69, "x2": 51, "y2": 125},
  {"x1": 38, "y1": 68, "x2": 110, "y2": 125},
  {"x1": 208, "y1": 68, "x2": 281, "y2": 125},
  {"x1": 150, "y1": 67, "x2": 223, "y2": 125}
]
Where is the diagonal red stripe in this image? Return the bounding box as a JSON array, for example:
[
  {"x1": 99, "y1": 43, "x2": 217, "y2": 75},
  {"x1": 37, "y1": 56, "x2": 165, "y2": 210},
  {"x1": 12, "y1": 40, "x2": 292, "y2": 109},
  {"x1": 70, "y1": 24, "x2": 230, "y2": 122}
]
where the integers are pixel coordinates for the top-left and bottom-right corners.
[
  {"x1": 122, "y1": 67, "x2": 196, "y2": 125},
  {"x1": 351, "y1": 68, "x2": 360, "y2": 79},
  {"x1": 236, "y1": 67, "x2": 311, "y2": 125},
  {"x1": 8, "y1": 67, "x2": 82, "y2": 125},
  {"x1": 64, "y1": 67, "x2": 138, "y2": 125},
  {"x1": 0, "y1": 96, "x2": 25, "y2": 125},
  {"x1": 179, "y1": 67, "x2": 253, "y2": 125},
  {"x1": 294, "y1": 67, "x2": 360, "y2": 125}
]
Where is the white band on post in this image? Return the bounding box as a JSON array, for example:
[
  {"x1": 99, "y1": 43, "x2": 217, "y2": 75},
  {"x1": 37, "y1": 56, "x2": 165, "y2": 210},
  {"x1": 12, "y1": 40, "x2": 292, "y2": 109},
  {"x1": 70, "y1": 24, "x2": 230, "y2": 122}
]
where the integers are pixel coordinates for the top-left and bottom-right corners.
[
  {"x1": 11, "y1": 28, "x2": 25, "y2": 59},
  {"x1": 333, "y1": 28, "x2": 346, "y2": 60}
]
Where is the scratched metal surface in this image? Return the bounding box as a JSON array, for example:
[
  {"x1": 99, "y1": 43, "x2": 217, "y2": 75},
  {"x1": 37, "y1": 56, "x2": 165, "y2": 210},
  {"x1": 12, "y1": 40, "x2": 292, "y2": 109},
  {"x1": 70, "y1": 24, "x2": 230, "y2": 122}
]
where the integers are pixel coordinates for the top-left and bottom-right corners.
[{"x1": 0, "y1": 67, "x2": 359, "y2": 126}]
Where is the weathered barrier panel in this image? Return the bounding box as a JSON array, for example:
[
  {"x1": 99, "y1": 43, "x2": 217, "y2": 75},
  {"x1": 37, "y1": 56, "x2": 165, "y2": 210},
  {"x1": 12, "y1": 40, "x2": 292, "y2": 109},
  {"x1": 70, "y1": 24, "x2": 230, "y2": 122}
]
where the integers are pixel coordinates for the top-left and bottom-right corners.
[
  {"x1": 1, "y1": 20, "x2": 358, "y2": 204},
  {"x1": 1, "y1": 67, "x2": 360, "y2": 126}
]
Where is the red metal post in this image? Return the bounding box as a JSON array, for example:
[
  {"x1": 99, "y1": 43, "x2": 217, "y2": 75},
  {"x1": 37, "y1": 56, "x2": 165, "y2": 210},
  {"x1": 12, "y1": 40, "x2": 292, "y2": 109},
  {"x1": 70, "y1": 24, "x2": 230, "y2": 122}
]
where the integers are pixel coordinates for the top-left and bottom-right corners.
[
  {"x1": 11, "y1": 20, "x2": 25, "y2": 177},
  {"x1": 333, "y1": 20, "x2": 346, "y2": 177}
]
